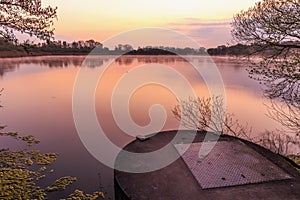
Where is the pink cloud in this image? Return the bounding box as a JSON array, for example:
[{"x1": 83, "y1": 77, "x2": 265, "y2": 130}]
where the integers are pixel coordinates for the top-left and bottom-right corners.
[{"x1": 167, "y1": 19, "x2": 234, "y2": 48}]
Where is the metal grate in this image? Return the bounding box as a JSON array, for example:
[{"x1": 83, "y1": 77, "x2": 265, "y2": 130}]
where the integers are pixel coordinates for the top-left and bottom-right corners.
[{"x1": 174, "y1": 140, "x2": 292, "y2": 189}]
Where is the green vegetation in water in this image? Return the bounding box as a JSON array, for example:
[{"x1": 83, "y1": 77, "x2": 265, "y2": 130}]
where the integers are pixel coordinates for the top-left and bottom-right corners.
[
  {"x1": 46, "y1": 176, "x2": 77, "y2": 192},
  {"x1": 65, "y1": 190, "x2": 105, "y2": 200},
  {"x1": 0, "y1": 127, "x2": 104, "y2": 199}
]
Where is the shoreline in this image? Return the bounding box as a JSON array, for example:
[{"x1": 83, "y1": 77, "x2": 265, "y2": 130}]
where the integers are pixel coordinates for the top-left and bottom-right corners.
[
  {"x1": 0, "y1": 51, "x2": 91, "y2": 58},
  {"x1": 0, "y1": 51, "x2": 251, "y2": 59}
]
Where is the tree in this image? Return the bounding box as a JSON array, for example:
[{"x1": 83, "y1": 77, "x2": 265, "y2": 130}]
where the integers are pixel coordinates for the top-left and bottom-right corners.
[
  {"x1": 232, "y1": 0, "x2": 300, "y2": 49},
  {"x1": 0, "y1": 0, "x2": 57, "y2": 43},
  {"x1": 172, "y1": 96, "x2": 252, "y2": 140},
  {"x1": 267, "y1": 100, "x2": 300, "y2": 135},
  {"x1": 231, "y1": 0, "x2": 300, "y2": 135},
  {"x1": 172, "y1": 96, "x2": 300, "y2": 156}
]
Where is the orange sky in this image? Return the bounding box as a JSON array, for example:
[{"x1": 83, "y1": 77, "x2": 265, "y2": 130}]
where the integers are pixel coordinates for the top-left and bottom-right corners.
[{"x1": 43, "y1": 0, "x2": 260, "y2": 48}]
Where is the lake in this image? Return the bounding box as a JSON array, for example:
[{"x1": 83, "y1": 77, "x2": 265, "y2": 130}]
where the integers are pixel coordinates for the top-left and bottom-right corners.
[{"x1": 0, "y1": 55, "x2": 293, "y2": 198}]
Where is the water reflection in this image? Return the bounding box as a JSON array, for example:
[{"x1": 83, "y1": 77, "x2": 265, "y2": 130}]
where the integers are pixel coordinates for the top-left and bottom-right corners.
[
  {"x1": 0, "y1": 55, "x2": 287, "y2": 137},
  {"x1": 115, "y1": 56, "x2": 187, "y2": 65},
  {"x1": 0, "y1": 56, "x2": 105, "y2": 76},
  {"x1": 0, "y1": 55, "x2": 294, "y2": 198},
  {"x1": 0, "y1": 56, "x2": 198, "y2": 76},
  {"x1": 0, "y1": 61, "x2": 19, "y2": 76}
]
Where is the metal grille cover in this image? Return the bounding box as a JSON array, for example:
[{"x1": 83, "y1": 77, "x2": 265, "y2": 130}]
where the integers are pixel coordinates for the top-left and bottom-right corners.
[{"x1": 174, "y1": 140, "x2": 292, "y2": 189}]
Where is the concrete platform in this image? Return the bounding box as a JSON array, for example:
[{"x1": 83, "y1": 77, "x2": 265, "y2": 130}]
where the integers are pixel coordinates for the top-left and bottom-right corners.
[{"x1": 114, "y1": 130, "x2": 300, "y2": 200}]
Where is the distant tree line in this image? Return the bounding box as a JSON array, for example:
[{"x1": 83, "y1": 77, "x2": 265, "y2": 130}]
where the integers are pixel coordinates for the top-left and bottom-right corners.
[
  {"x1": 207, "y1": 42, "x2": 299, "y2": 56},
  {"x1": 0, "y1": 37, "x2": 207, "y2": 56},
  {"x1": 3, "y1": 36, "x2": 298, "y2": 57},
  {"x1": 124, "y1": 46, "x2": 206, "y2": 55},
  {"x1": 207, "y1": 44, "x2": 253, "y2": 56}
]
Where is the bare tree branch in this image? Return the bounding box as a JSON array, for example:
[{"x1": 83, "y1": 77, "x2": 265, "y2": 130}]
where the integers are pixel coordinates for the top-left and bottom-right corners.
[
  {"x1": 0, "y1": 0, "x2": 57, "y2": 42},
  {"x1": 173, "y1": 96, "x2": 299, "y2": 155},
  {"x1": 232, "y1": 0, "x2": 300, "y2": 137},
  {"x1": 172, "y1": 96, "x2": 252, "y2": 140}
]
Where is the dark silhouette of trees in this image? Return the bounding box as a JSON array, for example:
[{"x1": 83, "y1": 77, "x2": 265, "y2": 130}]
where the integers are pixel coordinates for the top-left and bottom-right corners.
[
  {"x1": 0, "y1": 0, "x2": 57, "y2": 42},
  {"x1": 125, "y1": 47, "x2": 176, "y2": 55},
  {"x1": 231, "y1": 0, "x2": 300, "y2": 98},
  {"x1": 0, "y1": 39, "x2": 207, "y2": 56},
  {"x1": 125, "y1": 46, "x2": 206, "y2": 55},
  {"x1": 232, "y1": 0, "x2": 299, "y2": 50},
  {"x1": 232, "y1": 0, "x2": 300, "y2": 136},
  {"x1": 173, "y1": 1, "x2": 300, "y2": 155},
  {"x1": 207, "y1": 44, "x2": 253, "y2": 56}
]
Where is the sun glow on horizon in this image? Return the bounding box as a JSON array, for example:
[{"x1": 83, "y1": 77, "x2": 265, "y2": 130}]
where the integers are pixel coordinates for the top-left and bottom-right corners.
[{"x1": 43, "y1": 0, "x2": 260, "y2": 47}]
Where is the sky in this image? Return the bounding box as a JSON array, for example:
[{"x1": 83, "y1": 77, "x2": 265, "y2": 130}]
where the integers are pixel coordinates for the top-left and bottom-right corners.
[{"x1": 43, "y1": 0, "x2": 260, "y2": 48}]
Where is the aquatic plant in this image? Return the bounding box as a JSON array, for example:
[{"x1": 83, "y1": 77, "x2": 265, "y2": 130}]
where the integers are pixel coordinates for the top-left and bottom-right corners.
[{"x1": 0, "y1": 127, "x2": 104, "y2": 199}]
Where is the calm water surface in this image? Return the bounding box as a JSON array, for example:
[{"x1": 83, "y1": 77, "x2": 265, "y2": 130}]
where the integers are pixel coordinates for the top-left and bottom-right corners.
[{"x1": 0, "y1": 55, "x2": 289, "y2": 198}]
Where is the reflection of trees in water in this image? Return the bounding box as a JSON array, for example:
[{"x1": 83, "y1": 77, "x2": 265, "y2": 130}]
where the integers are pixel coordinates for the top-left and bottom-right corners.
[
  {"x1": 0, "y1": 56, "x2": 193, "y2": 76},
  {"x1": 0, "y1": 57, "x2": 86, "y2": 76},
  {"x1": 81, "y1": 57, "x2": 112, "y2": 68},
  {"x1": 0, "y1": 56, "x2": 203, "y2": 76},
  {"x1": 115, "y1": 57, "x2": 134, "y2": 66},
  {"x1": 0, "y1": 56, "x2": 110, "y2": 76},
  {"x1": 114, "y1": 55, "x2": 188, "y2": 66},
  {"x1": 137, "y1": 56, "x2": 186, "y2": 64},
  {"x1": 0, "y1": 62, "x2": 20, "y2": 76}
]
